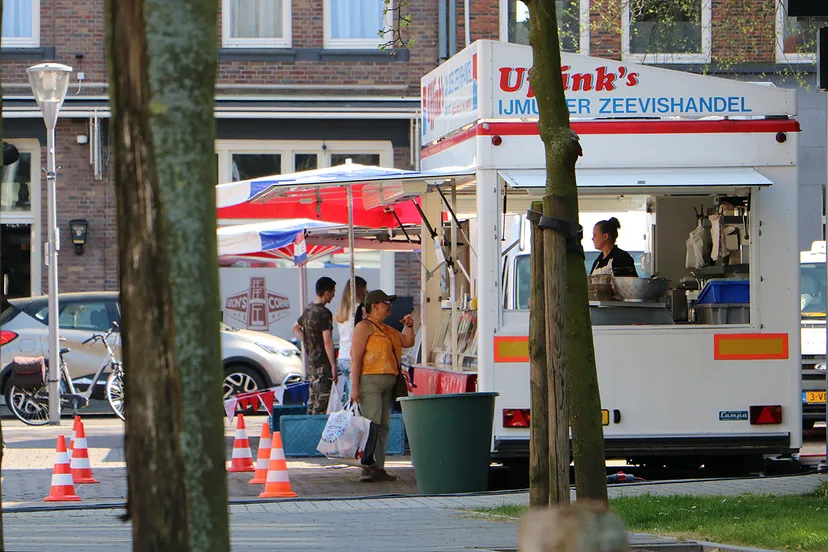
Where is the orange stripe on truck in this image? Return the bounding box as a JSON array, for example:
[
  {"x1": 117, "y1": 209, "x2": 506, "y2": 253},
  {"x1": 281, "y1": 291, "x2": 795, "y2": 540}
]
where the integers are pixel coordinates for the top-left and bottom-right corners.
[
  {"x1": 494, "y1": 336, "x2": 529, "y2": 363},
  {"x1": 713, "y1": 333, "x2": 788, "y2": 360}
]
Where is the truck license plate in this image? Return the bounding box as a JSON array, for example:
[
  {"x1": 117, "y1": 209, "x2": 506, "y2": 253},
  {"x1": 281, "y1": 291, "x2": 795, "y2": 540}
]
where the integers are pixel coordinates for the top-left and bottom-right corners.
[{"x1": 806, "y1": 391, "x2": 826, "y2": 404}]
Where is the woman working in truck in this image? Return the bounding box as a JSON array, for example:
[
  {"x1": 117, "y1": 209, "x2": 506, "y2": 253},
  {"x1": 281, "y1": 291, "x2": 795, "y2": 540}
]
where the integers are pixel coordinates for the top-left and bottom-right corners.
[{"x1": 590, "y1": 217, "x2": 639, "y2": 277}]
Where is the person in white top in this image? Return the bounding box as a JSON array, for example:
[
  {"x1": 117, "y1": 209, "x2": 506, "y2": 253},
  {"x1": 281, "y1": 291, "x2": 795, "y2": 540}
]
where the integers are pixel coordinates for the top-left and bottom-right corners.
[{"x1": 335, "y1": 276, "x2": 367, "y2": 403}]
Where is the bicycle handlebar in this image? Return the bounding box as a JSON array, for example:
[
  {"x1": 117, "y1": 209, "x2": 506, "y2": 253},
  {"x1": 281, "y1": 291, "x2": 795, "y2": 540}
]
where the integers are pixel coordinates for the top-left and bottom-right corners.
[{"x1": 83, "y1": 322, "x2": 120, "y2": 347}]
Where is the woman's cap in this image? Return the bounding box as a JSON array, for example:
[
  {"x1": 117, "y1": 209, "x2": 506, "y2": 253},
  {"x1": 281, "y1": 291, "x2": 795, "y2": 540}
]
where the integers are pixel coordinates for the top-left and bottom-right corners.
[{"x1": 365, "y1": 290, "x2": 397, "y2": 305}]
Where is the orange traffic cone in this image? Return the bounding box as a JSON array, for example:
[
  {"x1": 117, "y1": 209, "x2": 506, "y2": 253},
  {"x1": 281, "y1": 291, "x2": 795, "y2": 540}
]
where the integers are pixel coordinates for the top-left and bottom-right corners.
[
  {"x1": 259, "y1": 431, "x2": 297, "y2": 498},
  {"x1": 227, "y1": 414, "x2": 255, "y2": 473},
  {"x1": 70, "y1": 422, "x2": 99, "y2": 484},
  {"x1": 249, "y1": 423, "x2": 272, "y2": 484},
  {"x1": 44, "y1": 435, "x2": 81, "y2": 502},
  {"x1": 68, "y1": 415, "x2": 81, "y2": 455}
]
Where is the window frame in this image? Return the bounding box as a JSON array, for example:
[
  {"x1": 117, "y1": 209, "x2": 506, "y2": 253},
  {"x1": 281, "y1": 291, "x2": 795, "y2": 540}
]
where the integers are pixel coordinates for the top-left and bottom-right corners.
[
  {"x1": 1, "y1": 139, "x2": 41, "y2": 295},
  {"x1": 1, "y1": 0, "x2": 39, "y2": 48},
  {"x1": 323, "y1": 0, "x2": 392, "y2": 49},
  {"x1": 221, "y1": 0, "x2": 292, "y2": 49},
  {"x1": 622, "y1": 0, "x2": 712, "y2": 64},
  {"x1": 498, "y1": 0, "x2": 591, "y2": 55},
  {"x1": 775, "y1": 4, "x2": 823, "y2": 64},
  {"x1": 216, "y1": 140, "x2": 393, "y2": 185}
]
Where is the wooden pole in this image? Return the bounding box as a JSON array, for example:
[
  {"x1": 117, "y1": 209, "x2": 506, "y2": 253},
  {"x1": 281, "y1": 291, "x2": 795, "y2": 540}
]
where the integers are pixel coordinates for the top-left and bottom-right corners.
[
  {"x1": 543, "y1": 197, "x2": 571, "y2": 505},
  {"x1": 529, "y1": 200, "x2": 550, "y2": 507}
]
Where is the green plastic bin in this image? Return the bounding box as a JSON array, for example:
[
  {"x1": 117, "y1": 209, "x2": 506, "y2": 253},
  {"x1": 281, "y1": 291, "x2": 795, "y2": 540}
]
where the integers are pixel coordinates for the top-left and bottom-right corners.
[{"x1": 397, "y1": 392, "x2": 498, "y2": 494}]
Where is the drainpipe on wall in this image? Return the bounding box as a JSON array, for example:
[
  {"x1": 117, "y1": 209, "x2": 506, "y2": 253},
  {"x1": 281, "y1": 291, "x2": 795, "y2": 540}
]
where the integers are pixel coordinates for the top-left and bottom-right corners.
[
  {"x1": 438, "y1": 0, "x2": 448, "y2": 62},
  {"x1": 449, "y1": 0, "x2": 457, "y2": 56},
  {"x1": 464, "y1": 0, "x2": 471, "y2": 49}
]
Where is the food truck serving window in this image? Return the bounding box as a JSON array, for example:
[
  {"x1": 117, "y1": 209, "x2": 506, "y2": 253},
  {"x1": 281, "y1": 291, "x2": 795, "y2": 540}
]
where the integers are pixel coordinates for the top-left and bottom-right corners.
[{"x1": 504, "y1": 189, "x2": 756, "y2": 328}]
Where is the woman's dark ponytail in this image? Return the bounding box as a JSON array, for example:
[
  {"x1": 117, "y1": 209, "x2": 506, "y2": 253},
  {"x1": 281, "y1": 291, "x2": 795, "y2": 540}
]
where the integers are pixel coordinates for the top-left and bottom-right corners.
[{"x1": 354, "y1": 303, "x2": 367, "y2": 325}]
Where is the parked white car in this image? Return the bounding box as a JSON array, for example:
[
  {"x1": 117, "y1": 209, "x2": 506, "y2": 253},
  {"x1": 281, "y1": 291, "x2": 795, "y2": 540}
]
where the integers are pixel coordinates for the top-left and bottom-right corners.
[{"x1": 0, "y1": 292, "x2": 304, "y2": 402}]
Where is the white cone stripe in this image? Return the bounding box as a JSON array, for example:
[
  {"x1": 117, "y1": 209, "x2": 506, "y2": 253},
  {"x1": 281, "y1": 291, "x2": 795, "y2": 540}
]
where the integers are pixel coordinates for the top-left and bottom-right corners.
[
  {"x1": 70, "y1": 457, "x2": 91, "y2": 469},
  {"x1": 232, "y1": 449, "x2": 252, "y2": 459},
  {"x1": 270, "y1": 448, "x2": 285, "y2": 461},
  {"x1": 51, "y1": 473, "x2": 74, "y2": 486},
  {"x1": 235, "y1": 430, "x2": 249, "y2": 439},
  {"x1": 55, "y1": 452, "x2": 70, "y2": 464},
  {"x1": 255, "y1": 458, "x2": 269, "y2": 470},
  {"x1": 260, "y1": 438, "x2": 271, "y2": 449},
  {"x1": 73, "y1": 438, "x2": 88, "y2": 449},
  {"x1": 266, "y1": 470, "x2": 290, "y2": 483}
]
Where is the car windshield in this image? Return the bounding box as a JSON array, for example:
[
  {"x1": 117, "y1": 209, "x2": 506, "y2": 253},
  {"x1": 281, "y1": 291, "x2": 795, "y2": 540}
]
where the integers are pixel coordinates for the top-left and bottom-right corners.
[
  {"x1": 0, "y1": 305, "x2": 20, "y2": 326},
  {"x1": 801, "y1": 262, "x2": 826, "y2": 318}
]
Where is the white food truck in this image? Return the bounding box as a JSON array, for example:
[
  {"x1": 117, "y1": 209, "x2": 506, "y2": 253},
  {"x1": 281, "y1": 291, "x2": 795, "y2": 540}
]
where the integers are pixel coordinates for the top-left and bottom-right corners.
[{"x1": 418, "y1": 41, "x2": 801, "y2": 471}]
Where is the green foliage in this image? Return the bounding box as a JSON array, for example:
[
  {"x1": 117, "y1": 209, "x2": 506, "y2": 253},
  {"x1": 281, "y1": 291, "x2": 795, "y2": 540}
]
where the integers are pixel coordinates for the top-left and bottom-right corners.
[{"x1": 380, "y1": 0, "x2": 414, "y2": 50}]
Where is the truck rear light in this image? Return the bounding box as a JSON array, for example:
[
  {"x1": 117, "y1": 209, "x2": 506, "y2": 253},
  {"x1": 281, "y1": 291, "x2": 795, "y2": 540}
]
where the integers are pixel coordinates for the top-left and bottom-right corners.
[
  {"x1": 749, "y1": 405, "x2": 782, "y2": 425},
  {"x1": 0, "y1": 330, "x2": 18, "y2": 346},
  {"x1": 503, "y1": 408, "x2": 530, "y2": 428}
]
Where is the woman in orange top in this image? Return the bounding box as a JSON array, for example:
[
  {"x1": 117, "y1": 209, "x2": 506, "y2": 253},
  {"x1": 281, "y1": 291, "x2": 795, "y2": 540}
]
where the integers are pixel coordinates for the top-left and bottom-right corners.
[{"x1": 350, "y1": 289, "x2": 415, "y2": 482}]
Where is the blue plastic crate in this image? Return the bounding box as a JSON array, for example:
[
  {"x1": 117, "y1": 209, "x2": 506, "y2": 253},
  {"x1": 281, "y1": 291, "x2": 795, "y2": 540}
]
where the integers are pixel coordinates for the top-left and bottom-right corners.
[
  {"x1": 698, "y1": 280, "x2": 749, "y2": 305},
  {"x1": 270, "y1": 405, "x2": 308, "y2": 432},
  {"x1": 279, "y1": 413, "x2": 406, "y2": 457}
]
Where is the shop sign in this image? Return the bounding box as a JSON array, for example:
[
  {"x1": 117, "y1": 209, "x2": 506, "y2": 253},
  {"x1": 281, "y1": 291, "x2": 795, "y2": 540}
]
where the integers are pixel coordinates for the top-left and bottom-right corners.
[
  {"x1": 422, "y1": 47, "x2": 478, "y2": 145},
  {"x1": 420, "y1": 41, "x2": 796, "y2": 144},
  {"x1": 489, "y1": 43, "x2": 795, "y2": 120},
  {"x1": 224, "y1": 277, "x2": 291, "y2": 331}
]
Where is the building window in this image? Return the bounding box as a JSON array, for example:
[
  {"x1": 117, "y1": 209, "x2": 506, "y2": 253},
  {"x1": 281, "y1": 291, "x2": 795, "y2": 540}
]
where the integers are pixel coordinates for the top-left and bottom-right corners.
[
  {"x1": 216, "y1": 141, "x2": 393, "y2": 187},
  {"x1": 2, "y1": 0, "x2": 39, "y2": 47},
  {"x1": 776, "y1": 5, "x2": 826, "y2": 63},
  {"x1": 330, "y1": 153, "x2": 380, "y2": 166},
  {"x1": 1, "y1": 152, "x2": 32, "y2": 213},
  {"x1": 222, "y1": 0, "x2": 291, "y2": 48},
  {"x1": 231, "y1": 153, "x2": 283, "y2": 181},
  {"x1": 324, "y1": 0, "x2": 390, "y2": 49},
  {"x1": 623, "y1": 0, "x2": 712, "y2": 63},
  {"x1": 501, "y1": 0, "x2": 588, "y2": 54}
]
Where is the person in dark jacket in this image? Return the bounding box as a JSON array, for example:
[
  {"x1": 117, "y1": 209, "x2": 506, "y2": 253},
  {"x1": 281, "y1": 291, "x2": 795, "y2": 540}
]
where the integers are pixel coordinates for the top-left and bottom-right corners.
[{"x1": 590, "y1": 217, "x2": 638, "y2": 277}]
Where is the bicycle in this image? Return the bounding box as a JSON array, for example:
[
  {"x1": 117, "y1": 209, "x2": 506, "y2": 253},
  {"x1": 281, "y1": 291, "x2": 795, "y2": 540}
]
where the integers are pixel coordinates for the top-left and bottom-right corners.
[{"x1": 5, "y1": 322, "x2": 125, "y2": 425}]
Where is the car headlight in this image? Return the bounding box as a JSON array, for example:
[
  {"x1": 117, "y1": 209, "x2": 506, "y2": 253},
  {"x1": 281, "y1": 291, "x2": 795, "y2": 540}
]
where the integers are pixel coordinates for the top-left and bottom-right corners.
[
  {"x1": 256, "y1": 343, "x2": 297, "y2": 357},
  {"x1": 817, "y1": 363, "x2": 827, "y2": 372}
]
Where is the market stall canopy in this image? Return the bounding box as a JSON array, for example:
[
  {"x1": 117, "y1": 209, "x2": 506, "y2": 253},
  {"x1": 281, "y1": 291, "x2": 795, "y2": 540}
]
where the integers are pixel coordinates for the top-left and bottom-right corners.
[
  {"x1": 500, "y1": 167, "x2": 773, "y2": 195},
  {"x1": 217, "y1": 219, "x2": 338, "y2": 256},
  {"x1": 218, "y1": 218, "x2": 421, "y2": 265},
  {"x1": 216, "y1": 162, "x2": 476, "y2": 228}
]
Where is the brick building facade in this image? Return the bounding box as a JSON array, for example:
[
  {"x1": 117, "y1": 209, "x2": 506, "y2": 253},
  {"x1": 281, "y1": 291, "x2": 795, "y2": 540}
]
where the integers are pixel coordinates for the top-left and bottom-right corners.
[{"x1": 0, "y1": 0, "x2": 824, "y2": 303}]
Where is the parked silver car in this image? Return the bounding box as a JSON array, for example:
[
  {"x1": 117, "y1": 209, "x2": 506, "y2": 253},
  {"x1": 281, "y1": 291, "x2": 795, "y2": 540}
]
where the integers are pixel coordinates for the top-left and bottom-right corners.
[{"x1": 0, "y1": 292, "x2": 303, "y2": 401}]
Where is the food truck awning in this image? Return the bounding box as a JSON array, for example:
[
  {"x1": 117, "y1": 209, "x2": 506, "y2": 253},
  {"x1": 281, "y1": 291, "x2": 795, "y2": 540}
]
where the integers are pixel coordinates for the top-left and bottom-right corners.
[
  {"x1": 216, "y1": 163, "x2": 475, "y2": 227},
  {"x1": 499, "y1": 167, "x2": 773, "y2": 194}
]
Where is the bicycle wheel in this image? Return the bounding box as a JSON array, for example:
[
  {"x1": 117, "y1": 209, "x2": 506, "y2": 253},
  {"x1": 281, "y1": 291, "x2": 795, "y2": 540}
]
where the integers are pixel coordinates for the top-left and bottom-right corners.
[
  {"x1": 106, "y1": 369, "x2": 125, "y2": 421},
  {"x1": 5, "y1": 385, "x2": 50, "y2": 426}
]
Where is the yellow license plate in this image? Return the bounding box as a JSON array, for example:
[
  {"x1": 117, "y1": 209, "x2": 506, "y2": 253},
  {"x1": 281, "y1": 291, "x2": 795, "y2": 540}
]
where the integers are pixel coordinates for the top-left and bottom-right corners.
[
  {"x1": 806, "y1": 391, "x2": 826, "y2": 403},
  {"x1": 601, "y1": 409, "x2": 609, "y2": 426}
]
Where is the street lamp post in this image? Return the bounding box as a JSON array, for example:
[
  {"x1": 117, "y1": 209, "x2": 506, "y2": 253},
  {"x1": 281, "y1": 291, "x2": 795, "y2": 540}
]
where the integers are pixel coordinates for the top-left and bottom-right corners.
[{"x1": 27, "y1": 63, "x2": 72, "y2": 425}]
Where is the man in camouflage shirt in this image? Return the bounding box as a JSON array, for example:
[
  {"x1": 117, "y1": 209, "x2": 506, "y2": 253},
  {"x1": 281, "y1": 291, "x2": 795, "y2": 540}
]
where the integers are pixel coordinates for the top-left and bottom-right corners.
[{"x1": 292, "y1": 277, "x2": 338, "y2": 414}]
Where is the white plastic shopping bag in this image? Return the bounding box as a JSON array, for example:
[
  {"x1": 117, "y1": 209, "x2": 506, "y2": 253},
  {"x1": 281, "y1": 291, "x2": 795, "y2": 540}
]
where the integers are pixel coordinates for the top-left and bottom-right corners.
[
  {"x1": 317, "y1": 401, "x2": 371, "y2": 459},
  {"x1": 326, "y1": 378, "x2": 346, "y2": 414}
]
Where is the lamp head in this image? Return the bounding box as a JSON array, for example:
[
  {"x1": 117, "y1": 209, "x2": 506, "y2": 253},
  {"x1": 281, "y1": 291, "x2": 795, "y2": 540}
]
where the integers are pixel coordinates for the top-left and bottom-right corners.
[{"x1": 27, "y1": 63, "x2": 73, "y2": 129}]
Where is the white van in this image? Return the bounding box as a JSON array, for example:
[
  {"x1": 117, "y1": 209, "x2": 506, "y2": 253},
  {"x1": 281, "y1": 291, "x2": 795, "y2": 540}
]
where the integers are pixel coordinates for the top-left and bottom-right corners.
[{"x1": 800, "y1": 241, "x2": 827, "y2": 429}]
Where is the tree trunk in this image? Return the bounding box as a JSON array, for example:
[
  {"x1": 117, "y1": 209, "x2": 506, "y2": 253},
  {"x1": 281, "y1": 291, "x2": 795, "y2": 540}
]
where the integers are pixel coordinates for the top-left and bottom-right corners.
[
  {"x1": 0, "y1": 0, "x2": 6, "y2": 546},
  {"x1": 143, "y1": 0, "x2": 230, "y2": 549},
  {"x1": 104, "y1": 0, "x2": 190, "y2": 549},
  {"x1": 525, "y1": 0, "x2": 608, "y2": 503},
  {"x1": 529, "y1": 200, "x2": 550, "y2": 507}
]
